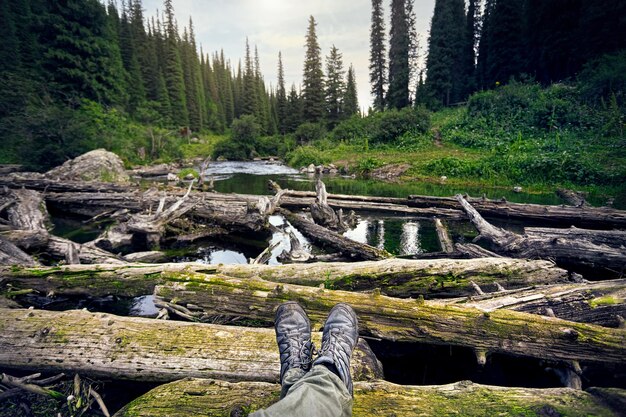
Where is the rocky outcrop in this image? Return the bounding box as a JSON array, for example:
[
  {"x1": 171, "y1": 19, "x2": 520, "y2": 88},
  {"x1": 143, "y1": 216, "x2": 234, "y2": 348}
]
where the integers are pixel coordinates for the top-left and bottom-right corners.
[{"x1": 45, "y1": 149, "x2": 129, "y2": 183}]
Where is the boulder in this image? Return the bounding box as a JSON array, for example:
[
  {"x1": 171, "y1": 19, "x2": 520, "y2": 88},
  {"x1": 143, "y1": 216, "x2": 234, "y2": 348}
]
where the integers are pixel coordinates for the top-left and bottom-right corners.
[{"x1": 46, "y1": 149, "x2": 129, "y2": 183}]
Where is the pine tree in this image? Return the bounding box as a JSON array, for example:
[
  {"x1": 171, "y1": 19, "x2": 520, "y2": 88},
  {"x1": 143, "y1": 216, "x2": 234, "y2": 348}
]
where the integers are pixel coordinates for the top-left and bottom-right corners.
[
  {"x1": 41, "y1": 0, "x2": 126, "y2": 104},
  {"x1": 487, "y1": 0, "x2": 526, "y2": 85},
  {"x1": 405, "y1": 0, "x2": 419, "y2": 103},
  {"x1": 255, "y1": 45, "x2": 272, "y2": 133},
  {"x1": 286, "y1": 84, "x2": 303, "y2": 133},
  {"x1": 0, "y1": 0, "x2": 21, "y2": 72},
  {"x1": 462, "y1": 0, "x2": 480, "y2": 97},
  {"x1": 343, "y1": 65, "x2": 359, "y2": 117},
  {"x1": 425, "y1": 0, "x2": 466, "y2": 107},
  {"x1": 243, "y1": 38, "x2": 258, "y2": 117},
  {"x1": 476, "y1": 0, "x2": 494, "y2": 89},
  {"x1": 302, "y1": 16, "x2": 325, "y2": 123},
  {"x1": 130, "y1": 0, "x2": 160, "y2": 103},
  {"x1": 369, "y1": 0, "x2": 386, "y2": 111},
  {"x1": 119, "y1": 4, "x2": 145, "y2": 111},
  {"x1": 387, "y1": 0, "x2": 410, "y2": 109},
  {"x1": 325, "y1": 45, "x2": 346, "y2": 128},
  {"x1": 276, "y1": 52, "x2": 288, "y2": 134},
  {"x1": 162, "y1": 0, "x2": 188, "y2": 125}
]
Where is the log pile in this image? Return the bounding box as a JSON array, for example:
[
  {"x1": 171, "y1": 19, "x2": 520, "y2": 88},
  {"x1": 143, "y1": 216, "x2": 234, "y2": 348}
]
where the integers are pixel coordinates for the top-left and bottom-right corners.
[{"x1": 1, "y1": 153, "x2": 626, "y2": 416}]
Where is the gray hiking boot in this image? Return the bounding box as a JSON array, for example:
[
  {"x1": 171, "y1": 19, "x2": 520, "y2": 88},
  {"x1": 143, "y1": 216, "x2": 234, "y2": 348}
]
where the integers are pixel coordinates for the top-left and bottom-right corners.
[
  {"x1": 313, "y1": 303, "x2": 359, "y2": 396},
  {"x1": 274, "y1": 302, "x2": 314, "y2": 386}
]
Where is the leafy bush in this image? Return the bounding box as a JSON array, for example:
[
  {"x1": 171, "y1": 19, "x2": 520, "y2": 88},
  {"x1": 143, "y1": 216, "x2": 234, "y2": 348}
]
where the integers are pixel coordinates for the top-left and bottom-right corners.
[
  {"x1": 178, "y1": 168, "x2": 199, "y2": 179},
  {"x1": 212, "y1": 115, "x2": 260, "y2": 160},
  {"x1": 287, "y1": 146, "x2": 331, "y2": 167},
  {"x1": 331, "y1": 115, "x2": 373, "y2": 142},
  {"x1": 295, "y1": 122, "x2": 326, "y2": 144},
  {"x1": 578, "y1": 51, "x2": 626, "y2": 108},
  {"x1": 256, "y1": 135, "x2": 297, "y2": 158},
  {"x1": 371, "y1": 107, "x2": 431, "y2": 143},
  {"x1": 354, "y1": 156, "x2": 384, "y2": 174}
]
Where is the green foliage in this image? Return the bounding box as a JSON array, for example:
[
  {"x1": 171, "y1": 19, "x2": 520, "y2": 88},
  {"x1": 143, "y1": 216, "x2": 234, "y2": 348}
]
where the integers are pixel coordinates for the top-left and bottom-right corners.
[
  {"x1": 212, "y1": 115, "x2": 260, "y2": 160},
  {"x1": 371, "y1": 107, "x2": 431, "y2": 143},
  {"x1": 295, "y1": 122, "x2": 327, "y2": 144},
  {"x1": 256, "y1": 135, "x2": 296, "y2": 158},
  {"x1": 287, "y1": 146, "x2": 331, "y2": 167},
  {"x1": 355, "y1": 156, "x2": 384, "y2": 174},
  {"x1": 178, "y1": 168, "x2": 199, "y2": 179},
  {"x1": 578, "y1": 51, "x2": 626, "y2": 108},
  {"x1": 302, "y1": 16, "x2": 325, "y2": 122}
]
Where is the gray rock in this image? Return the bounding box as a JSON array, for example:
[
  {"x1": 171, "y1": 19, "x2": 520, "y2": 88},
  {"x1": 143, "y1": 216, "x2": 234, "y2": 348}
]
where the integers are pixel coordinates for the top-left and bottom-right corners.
[{"x1": 45, "y1": 149, "x2": 129, "y2": 183}]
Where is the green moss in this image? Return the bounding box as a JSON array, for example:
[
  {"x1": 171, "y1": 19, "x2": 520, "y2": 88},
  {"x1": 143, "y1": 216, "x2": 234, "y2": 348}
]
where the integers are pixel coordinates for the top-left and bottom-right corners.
[{"x1": 588, "y1": 296, "x2": 619, "y2": 308}]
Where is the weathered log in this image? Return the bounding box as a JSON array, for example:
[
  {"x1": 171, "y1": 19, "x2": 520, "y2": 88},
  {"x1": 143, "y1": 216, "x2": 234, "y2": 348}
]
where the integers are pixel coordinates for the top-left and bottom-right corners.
[
  {"x1": 524, "y1": 226, "x2": 626, "y2": 249},
  {"x1": 114, "y1": 378, "x2": 626, "y2": 417},
  {"x1": 448, "y1": 279, "x2": 626, "y2": 328},
  {"x1": 434, "y1": 218, "x2": 454, "y2": 253},
  {"x1": 282, "y1": 210, "x2": 391, "y2": 261},
  {"x1": 0, "y1": 258, "x2": 569, "y2": 300},
  {"x1": 154, "y1": 275, "x2": 626, "y2": 364},
  {"x1": 456, "y1": 195, "x2": 626, "y2": 275},
  {"x1": 455, "y1": 243, "x2": 503, "y2": 258},
  {"x1": 0, "y1": 308, "x2": 382, "y2": 383},
  {"x1": 0, "y1": 177, "x2": 131, "y2": 193},
  {"x1": 557, "y1": 188, "x2": 588, "y2": 207},
  {"x1": 0, "y1": 236, "x2": 38, "y2": 266},
  {"x1": 310, "y1": 179, "x2": 344, "y2": 231}
]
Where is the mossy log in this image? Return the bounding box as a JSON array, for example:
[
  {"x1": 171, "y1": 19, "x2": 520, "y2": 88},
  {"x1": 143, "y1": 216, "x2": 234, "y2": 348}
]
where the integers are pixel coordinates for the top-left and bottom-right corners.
[
  {"x1": 154, "y1": 275, "x2": 626, "y2": 364},
  {"x1": 456, "y1": 195, "x2": 626, "y2": 275},
  {"x1": 451, "y1": 279, "x2": 626, "y2": 328},
  {"x1": 0, "y1": 257, "x2": 568, "y2": 299},
  {"x1": 0, "y1": 308, "x2": 381, "y2": 383},
  {"x1": 113, "y1": 378, "x2": 626, "y2": 417}
]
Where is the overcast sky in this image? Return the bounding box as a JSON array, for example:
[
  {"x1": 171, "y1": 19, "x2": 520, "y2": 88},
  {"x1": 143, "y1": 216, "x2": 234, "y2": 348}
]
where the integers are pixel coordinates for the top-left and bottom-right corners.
[{"x1": 142, "y1": 0, "x2": 436, "y2": 112}]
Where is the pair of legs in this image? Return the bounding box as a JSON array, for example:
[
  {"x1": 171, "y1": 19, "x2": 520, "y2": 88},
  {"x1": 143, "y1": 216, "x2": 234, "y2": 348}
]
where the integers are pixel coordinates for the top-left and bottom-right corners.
[{"x1": 250, "y1": 302, "x2": 359, "y2": 417}]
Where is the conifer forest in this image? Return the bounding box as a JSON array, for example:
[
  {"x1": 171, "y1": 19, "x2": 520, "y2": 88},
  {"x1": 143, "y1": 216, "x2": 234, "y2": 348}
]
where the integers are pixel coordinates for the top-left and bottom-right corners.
[{"x1": 0, "y1": 0, "x2": 625, "y2": 416}]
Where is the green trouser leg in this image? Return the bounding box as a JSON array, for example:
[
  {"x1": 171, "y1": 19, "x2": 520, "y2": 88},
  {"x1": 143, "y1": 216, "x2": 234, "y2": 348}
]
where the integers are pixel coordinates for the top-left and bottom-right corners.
[{"x1": 250, "y1": 365, "x2": 353, "y2": 417}]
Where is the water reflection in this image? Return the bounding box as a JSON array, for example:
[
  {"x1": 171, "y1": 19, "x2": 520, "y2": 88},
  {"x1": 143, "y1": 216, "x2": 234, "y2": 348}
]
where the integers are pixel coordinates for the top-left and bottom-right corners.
[{"x1": 400, "y1": 222, "x2": 421, "y2": 255}]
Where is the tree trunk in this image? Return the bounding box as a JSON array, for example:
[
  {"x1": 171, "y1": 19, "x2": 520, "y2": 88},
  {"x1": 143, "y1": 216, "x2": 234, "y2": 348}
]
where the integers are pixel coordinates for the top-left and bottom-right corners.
[
  {"x1": 282, "y1": 210, "x2": 391, "y2": 261},
  {"x1": 113, "y1": 378, "x2": 626, "y2": 417},
  {"x1": 524, "y1": 226, "x2": 626, "y2": 249},
  {"x1": 154, "y1": 275, "x2": 626, "y2": 364},
  {"x1": 1, "y1": 258, "x2": 567, "y2": 300},
  {"x1": 449, "y1": 279, "x2": 626, "y2": 328},
  {"x1": 0, "y1": 236, "x2": 38, "y2": 266},
  {"x1": 0, "y1": 308, "x2": 382, "y2": 383},
  {"x1": 456, "y1": 195, "x2": 626, "y2": 275},
  {"x1": 434, "y1": 218, "x2": 454, "y2": 253}
]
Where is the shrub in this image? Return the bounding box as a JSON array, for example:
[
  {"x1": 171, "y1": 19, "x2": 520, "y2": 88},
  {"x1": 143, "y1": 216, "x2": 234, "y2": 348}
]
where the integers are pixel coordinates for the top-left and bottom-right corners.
[
  {"x1": 212, "y1": 115, "x2": 260, "y2": 160},
  {"x1": 295, "y1": 122, "x2": 326, "y2": 144},
  {"x1": 287, "y1": 146, "x2": 331, "y2": 167},
  {"x1": 354, "y1": 156, "x2": 384, "y2": 174},
  {"x1": 256, "y1": 135, "x2": 297, "y2": 158},
  {"x1": 178, "y1": 168, "x2": 199, "y2": 179},
  {"x1": 331, "y1": 115, "x2": 373, "y2": 142},
  {"x1": 578, "y1": 51, "x2": 626, "y2": 108},
  {"x1": 371, "y1": 107, "x2": 431, "y2": 143}
]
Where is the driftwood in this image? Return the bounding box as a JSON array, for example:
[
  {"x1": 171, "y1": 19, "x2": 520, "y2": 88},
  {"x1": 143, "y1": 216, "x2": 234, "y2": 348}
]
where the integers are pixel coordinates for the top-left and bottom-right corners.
[
  {"x1": 455, "y1": 243, "x2": 503, "y2": 258},
  {"x1": 113, "y1": 378, "x2": 626, "y2": 417},
  {"x1": 0, "y1": 236, "x2": 38, "y2": 266},
  {"x1": 282, "y1": 210, "x2": 391, "y2": 261},
  {"x1": 456, "y1": 195, "x2": 626, "y2": 275},
  {"x1": 0, "y1": 308, "x2": 382, "y2": 383},
  {"x1": 524, "y1": 226, "x2": 626, "y2": 249},
  {"x1": 443, "y1": 279, "x2": 626, "y2": 328},
  {"x1": 0, "y1": 258, "x2": 568, "y2": 300},
  {"x1": 434, "y1": 218, "x2": 454, "y2": 253},
  {"x1": 154, "y1": 275, "x2": 626, "y2": 364}
]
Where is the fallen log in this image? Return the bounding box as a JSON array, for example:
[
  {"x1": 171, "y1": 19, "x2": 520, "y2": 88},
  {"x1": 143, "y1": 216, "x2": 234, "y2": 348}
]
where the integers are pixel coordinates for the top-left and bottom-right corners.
[
  {"x1": 0, "y1": 177, "x2": 131, "y2": 193},
  {"x1": 114, "y1": 378, "x2": 626, "y2": 417},
  {"x1": 524, "y1": 226, "x2": 626, "y2": 249},
  {"x1": 282, "y1": 210, "x2": 391, "y2": 261},
  {"x1": 456, "y1": 195, "x2": 626, "y2": 275},
  {"x1": 446, "y1": 279, "x2": 626, "y2": 328},
  {"x1": 0, "y1": 258, "x2": 569, "y2": 300},
  {"x1": 434, "y1": 218, "x2": 454, "y2": 253},
  {"x1": 154, "y1": 275, "x2": 626, "y2": 364},
  {"x1": 0, "y1": 236, "x2": 38, "y2": 266},
  {"x1": 0, "y1": 308, "x2": 382, "y2": 383}
]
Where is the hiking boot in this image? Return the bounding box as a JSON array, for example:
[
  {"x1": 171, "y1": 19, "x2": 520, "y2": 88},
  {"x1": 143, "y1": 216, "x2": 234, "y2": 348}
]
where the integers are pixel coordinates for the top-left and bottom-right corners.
[
  {"x1": 274, "y1": 301, "x2": 314, "y2": 386},
  {"x1": 313, "y1": 303, "x2": 359, "y2": 395}
]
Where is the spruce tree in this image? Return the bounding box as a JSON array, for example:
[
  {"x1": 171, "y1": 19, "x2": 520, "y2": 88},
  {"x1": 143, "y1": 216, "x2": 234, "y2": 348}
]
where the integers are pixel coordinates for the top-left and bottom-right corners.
[
  {"x1": 119, "y1": 5, "x2": 145, "y2": 112},
  {"x1": 425, "y1": 0, "x2": 466, "y2": 107},
  {"x1": 369, "y1": 0, "x2": 386, "y2": 111},
  {"x1": 405, "y1": 0, "x2": 419, "y2": 103},
  {"x1": 487, "y1": 0, "x2": 525, "y2": 85},
  {"x1": 243, "y1": 38, "x2": 258, "y2": 117},
  {"x1": 302, "y1": 16, "x2": 325, "y2": 123},
  {"x1": 162, "y1": 0, "x2": 188, "y2": 125},
  {"x1": 462, "y1": 0, "x2": 480, "y2": 97},
  {"x1": 325, "y1": 45, "x2": 346, "y2": 128},
  {"x1": 255, "y1": 45, "x2": 272, "y2": 133},
  {"x1": 476, "y1": 0, "x2": 494, "y2": 89},
  {"x1": 0, "y1": 0, "x2": 20, "y2": 72},
  {"x1": 286, "y1": 84, "x2": 304, "y2": 133},
  {"x1": 276, "y1": 52, "x2": 288, "y2": 134},
  {"x1": 343, "y1": 65, "x2": 359, "y2": 117},
  {"x1": 387, "y1": 0, "x2": 410, "y2": 109}
]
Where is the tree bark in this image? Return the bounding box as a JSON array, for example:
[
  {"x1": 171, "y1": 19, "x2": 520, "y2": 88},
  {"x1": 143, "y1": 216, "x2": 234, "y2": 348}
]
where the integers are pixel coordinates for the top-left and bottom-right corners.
[
  {"x1": 0, "y1": 308, "x2": 382, "y2": 383},
  {"x1": 0, "y1": 236, "x2": 38, "y2": 266},
  {"x1": 450, "y1": 279, "x2": 626, "y2": 328},
  {"x1": 282, "y1": 210, "x2": 391, "y2": 261},
  {"x1": 0, "y1": 258, "x2": 569, "y2": 299},
  {"x1": 113, "y1": 378, "x2": 626, "y2": 417},
  {"x1": 524, "y1": 226, "x2": 626, "y2": 249},
  {"x1": 434, "y1": 218, "x2": 454, "y2": 253},
  {"x1": 154, "y1": 275, "x2": 626, "y2": 364},
  {"x1": 456, "y1": 195, "x2": 626, "y2": 275}
]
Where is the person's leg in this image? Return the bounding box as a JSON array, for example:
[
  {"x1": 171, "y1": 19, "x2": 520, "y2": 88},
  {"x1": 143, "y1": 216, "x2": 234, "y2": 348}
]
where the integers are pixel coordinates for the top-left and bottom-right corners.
[
  {"x1": 251, "y1": 303, "x2": 359, "y2": 417},
  {"x1": 250, "y1": 365, "x2": 352, "y2": 417}
]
